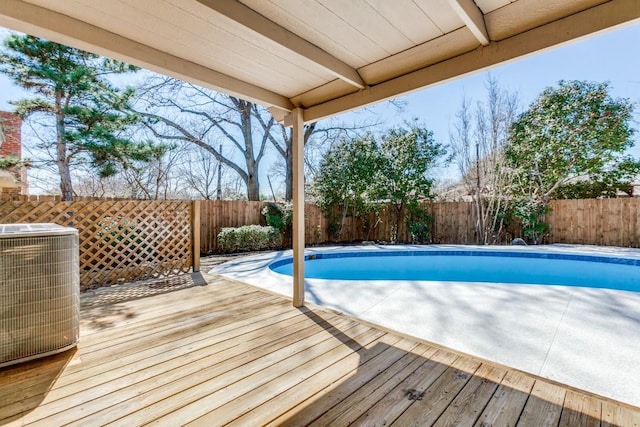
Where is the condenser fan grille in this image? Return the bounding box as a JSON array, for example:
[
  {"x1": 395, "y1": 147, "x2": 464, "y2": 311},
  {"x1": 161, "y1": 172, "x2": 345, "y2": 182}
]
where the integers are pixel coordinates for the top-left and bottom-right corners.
[{"x1": 0, "y1": 224, "x2": 79, "y2": 368}]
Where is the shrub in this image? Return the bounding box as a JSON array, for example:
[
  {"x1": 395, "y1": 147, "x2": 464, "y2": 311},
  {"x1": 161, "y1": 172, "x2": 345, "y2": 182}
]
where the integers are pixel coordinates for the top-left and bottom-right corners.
[
  {"x1": 511, "y1": 199, "x2": 549, "y2": 244},
  {"x1": 407, "y1": 205, "x2": 433, "y2": 244},
  {"x1": 262, "y1": 202, "x2": 292, "y2": 231},
  {"x1": 217, "y1": 225, "x2": 282, "y2": 253}
]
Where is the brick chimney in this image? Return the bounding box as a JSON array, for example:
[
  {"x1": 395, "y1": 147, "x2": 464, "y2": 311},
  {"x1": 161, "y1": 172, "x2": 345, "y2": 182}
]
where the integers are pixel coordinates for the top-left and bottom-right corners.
[{"x1": 0, "y1": 111, "x2": 27, "y2": 195}]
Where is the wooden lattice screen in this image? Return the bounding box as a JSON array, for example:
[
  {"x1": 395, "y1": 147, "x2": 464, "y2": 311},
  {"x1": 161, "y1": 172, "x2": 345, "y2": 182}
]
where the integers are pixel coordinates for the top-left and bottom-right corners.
[{"x1": 0, "y1": 200, "x2": 195, "y2": 290}]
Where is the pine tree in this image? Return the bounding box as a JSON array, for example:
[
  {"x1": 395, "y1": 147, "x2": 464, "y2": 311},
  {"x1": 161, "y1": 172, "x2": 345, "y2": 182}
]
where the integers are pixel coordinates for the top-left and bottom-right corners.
[{"x1": 0, "y1": 34, "x2": 154, "y2": 200}]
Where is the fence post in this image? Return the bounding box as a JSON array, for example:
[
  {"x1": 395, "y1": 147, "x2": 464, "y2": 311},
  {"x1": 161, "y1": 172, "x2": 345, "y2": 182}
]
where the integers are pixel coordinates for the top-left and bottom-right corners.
[{"x1": 192, "y1": 200, "x2": 201, "y2": 273}]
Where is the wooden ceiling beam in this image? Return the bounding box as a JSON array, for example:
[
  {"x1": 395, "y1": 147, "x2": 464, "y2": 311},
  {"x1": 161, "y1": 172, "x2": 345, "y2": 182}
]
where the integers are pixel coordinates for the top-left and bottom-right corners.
[
  {"x1": 446, "y1": 0, "x2": 490, "y2": 45},
  {"x1": 0, "y1": 0, "x2": 294, "y2": 111},
  {"x1": 304, "y1": 0, "x2": 640, "y2": 123},
  {"x1": 195, "y1": 0, "x2": 366, "y2": 90}
]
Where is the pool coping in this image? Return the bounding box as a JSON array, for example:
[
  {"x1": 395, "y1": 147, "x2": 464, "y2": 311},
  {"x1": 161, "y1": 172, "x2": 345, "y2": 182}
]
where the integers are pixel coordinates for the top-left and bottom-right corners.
[{"x1": 209, "y1": 244, "x2": 640, "y2": 408}]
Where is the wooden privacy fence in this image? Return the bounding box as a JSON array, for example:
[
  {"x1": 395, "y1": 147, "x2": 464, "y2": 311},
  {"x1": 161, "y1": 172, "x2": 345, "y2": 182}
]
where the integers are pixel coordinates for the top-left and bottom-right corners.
[
  {"x1": 200, "y1": 198, "x2": 640, "y2": 251},
  {"x1": 547, "y1": 198, "x2": 640, "y2": 247},
  {"x1": 199, "y1": 200, "x2": 497, "y2": 253},
  {"x1": 0, "y1": 199, "x2": 198, "y2": 290},
  {"x1": 199, "y1": 201, "x2": 331, "y2": 253},
  {"x1": 307, "y1": 202, "x2": 480, "y2": 244}
]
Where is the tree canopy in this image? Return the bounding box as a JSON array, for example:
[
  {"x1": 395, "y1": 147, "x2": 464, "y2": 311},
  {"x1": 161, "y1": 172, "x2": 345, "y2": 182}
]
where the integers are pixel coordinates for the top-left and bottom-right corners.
[
  {"x1": 134, "y1": 77, "x2": 276, "y2": 201},
  {"x1": 375, "y1": 126, "x2": 445, "y2": 205},
  {"x1": 506, "y1": 80, "x2": 638, "y2": 201},
  {"x1": 504, "y1": 80, "x2": 639, "y2": 243},
  {"x1": 0, "y1": 34, "x2": 153, "y2": 200},
  {"x1": 313, "y1": 124, "x2": 447, "y2": 241},
  {"x1": 313, "y1": 133, "x2": 382, "y2": 217},
  {"x1": 375, "y1": 125, "x2": 447, "y2": 241}
]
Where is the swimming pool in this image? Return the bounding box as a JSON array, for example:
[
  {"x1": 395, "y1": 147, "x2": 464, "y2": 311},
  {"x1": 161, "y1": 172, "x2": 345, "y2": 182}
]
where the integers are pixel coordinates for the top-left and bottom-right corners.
[{"x1": 270, "y1": 249, "x2": 640, "y2": 292}]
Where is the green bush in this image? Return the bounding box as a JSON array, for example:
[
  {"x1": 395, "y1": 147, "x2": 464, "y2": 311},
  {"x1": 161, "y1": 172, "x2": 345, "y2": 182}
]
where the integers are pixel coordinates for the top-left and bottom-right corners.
[
  {"x1": 217, "y1": 225, "x2": 282, "y2": 253},
  {"x1": 262, "y1": 202, "x2": 292, "y2": 231},
  {"x1": 407, "y1": 205, "x2": 433, "y2": 244},
  {"x1": 511, "y1": 199, "x2": 549, "y2": 244}
]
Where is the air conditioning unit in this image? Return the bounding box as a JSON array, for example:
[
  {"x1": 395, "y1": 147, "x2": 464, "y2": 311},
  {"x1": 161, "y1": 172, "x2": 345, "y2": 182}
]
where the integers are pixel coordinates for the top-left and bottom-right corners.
[{"x1": 0, "y1": 223, "x2": 79, "y2": 368}]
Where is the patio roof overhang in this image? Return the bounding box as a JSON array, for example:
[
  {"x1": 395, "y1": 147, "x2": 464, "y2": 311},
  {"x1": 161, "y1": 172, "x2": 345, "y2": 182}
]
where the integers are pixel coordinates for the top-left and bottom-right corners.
[
  {"x1": 1, "y1": 0, "x2": 638, "y2": 307},
  {"x1": 0, "y1": 0, "x2": 638, "y2": 124}
]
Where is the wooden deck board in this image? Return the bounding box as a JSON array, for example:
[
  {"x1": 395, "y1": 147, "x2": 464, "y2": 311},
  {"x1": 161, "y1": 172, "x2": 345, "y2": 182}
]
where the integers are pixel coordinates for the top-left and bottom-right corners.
[
  {"x1": 21, "y1": 315, "x2": 355, "y2": 425},
  {"x1": 34, "y1": 312, "x2": 319, "y2": 416},
  {"x1": 474, "y1": 371, "x2": 536, "y2": 426},
  {"x1": 192, "y1": 334, "x2": 411, "y2": 426},
  {"x1": 517, "y1": 380, "x2": 567, "y2": 427},
  {"x1": 602, "y1": 401, "x2": 640, "y2": 427},
  {"x1": 559, "y1": 390, "x2": 602, "y2": 427},
  {"x1": 336, "y1": 349, "x2": 460, "y2": 426},
  {"x1": 390, "y1": 356, "x2": 481, "y2": 426},
  {"x1": 1, "y1": 274, "x2": 639, "y2": 426},
  {"x1": 238, "y1": 338, "x2": 426, "y2": 427},
  {"x1": 302, "y1": 344, "x2": 439, "y2": 427},
  {"x1": 432, "y1": 364, "x2": 507, "y2": 427}
]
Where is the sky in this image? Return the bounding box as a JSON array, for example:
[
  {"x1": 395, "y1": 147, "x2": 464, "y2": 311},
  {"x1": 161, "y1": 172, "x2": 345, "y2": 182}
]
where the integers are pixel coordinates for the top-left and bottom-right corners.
[{"x1": 0, "y1": 22, "x2": 639, "y2": 194}]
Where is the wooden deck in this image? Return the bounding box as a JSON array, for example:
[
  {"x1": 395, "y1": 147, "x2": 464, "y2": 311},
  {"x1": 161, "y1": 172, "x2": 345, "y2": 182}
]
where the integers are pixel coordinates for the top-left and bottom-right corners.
[{"x1": 2, "y1": 273, "x2": 640, "y2": 427}]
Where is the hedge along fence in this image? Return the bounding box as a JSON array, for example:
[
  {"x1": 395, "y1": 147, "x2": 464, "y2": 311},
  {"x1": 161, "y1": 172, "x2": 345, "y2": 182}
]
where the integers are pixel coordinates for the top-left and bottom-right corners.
[
  {"x1": 0, "y1": 199, "x2": 200, "y2": 290},
  {"x1": 218, "y1": 225, "x2": 282, "y2": 252},
  {"x1": 329, "y1": 201, "x2": 481, "y2": 244},
  {"x1": 200, "y1": 198, "x2": 640, "y2": 252},
  {"x1": 288, "y1": 201, "x2": 487, "y2": 245}
]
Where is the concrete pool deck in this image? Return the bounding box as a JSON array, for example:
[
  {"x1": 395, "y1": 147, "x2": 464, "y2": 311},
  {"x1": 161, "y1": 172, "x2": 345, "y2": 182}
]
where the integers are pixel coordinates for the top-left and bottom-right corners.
[{"x1": 209, "y1": 244, "x2": 640, "y2": 407}]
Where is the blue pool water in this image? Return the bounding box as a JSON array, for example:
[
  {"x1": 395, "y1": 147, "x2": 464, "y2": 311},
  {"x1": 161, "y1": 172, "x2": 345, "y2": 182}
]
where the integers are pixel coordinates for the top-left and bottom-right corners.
[{"x1": 269, "y1": 250, "x2": 640, "y2": 292}]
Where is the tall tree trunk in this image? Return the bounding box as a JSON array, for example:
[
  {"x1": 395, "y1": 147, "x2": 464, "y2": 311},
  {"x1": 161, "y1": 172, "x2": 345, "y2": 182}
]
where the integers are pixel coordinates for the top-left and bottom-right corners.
[
  {"x1": 57, "y1": 145, "x2": 73, "y2": 201},
  {"x1": 284, "y1": 123, "x2": 315, "y2": 201},
  {"x1": 246, "y1": 169, "x2": 260, "y2": 201},
  {"x1": 238, "y1": 100, "x2": 261, "y2": 201},
  {"x1": 55, "y1": 91, "x2": 74, "y2": 201},
  {"x1": 394, "y1": 202, "x2": 403, "y2": 243}
]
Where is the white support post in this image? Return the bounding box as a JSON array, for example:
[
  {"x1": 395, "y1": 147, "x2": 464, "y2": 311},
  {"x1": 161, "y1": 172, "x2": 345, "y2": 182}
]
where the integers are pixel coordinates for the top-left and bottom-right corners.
[{"x1": 291, "y1": 108, "x2": 305, "y2": 307}]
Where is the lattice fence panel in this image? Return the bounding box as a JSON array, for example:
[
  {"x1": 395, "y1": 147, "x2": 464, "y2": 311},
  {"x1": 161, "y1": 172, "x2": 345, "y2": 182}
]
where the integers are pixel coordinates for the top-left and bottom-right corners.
[{"x1": 0, "y1": 200, "x2": 193, "y2": 290}]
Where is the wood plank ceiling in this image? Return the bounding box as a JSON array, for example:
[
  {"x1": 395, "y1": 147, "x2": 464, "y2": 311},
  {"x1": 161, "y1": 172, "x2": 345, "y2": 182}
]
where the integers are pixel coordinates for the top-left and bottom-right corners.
[{"x1": 0, "y1": 0, "x2": 638, "y2": 123}]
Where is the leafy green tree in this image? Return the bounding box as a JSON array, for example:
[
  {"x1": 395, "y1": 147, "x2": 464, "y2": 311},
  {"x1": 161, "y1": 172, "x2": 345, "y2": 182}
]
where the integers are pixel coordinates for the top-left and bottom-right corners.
[
  {"x1": 313, "y1": 124, "x2": 447, "y2": 243},
  {"x1": 507, "y1": 80, "x2": 638, "y2": 200},
  {"x1": 313, "y1": 134, "x2": 383, "y2": 239},
  {"x1": 505, "y1": 80, "x2": 639, "y2": 242},
  {"x1": 0, "y1": 34, "x2": 152, "y2": 200},
  {"x1": 374, "y1": 125, "x2": 447, "y2": 242}
]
